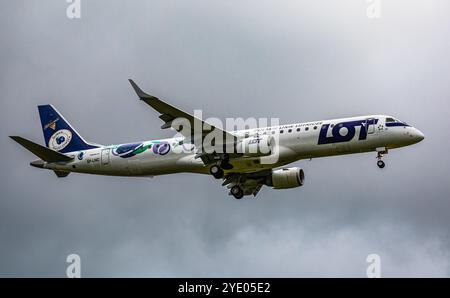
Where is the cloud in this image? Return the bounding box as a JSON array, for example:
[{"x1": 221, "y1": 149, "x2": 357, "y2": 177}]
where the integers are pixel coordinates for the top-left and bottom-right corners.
[{"x1": 1, "y1": 0, "x2": 450, "y2": 277}]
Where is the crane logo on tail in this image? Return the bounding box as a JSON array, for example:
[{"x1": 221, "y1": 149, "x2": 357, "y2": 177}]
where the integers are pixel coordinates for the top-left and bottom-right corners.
[{"x1": 44, "y1": 118, "x2": 59, "y2": 130}]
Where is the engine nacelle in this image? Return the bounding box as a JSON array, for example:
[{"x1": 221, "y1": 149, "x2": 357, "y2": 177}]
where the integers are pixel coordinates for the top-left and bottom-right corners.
[
  {"x1": 235, "y1": 135, "x2": 274, "y2": 157},
  {"x1": 267, "y1": 167, "x2": 305, "y2": 189}
]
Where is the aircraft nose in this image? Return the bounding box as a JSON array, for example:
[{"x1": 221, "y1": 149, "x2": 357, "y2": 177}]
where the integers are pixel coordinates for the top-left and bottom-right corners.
[{"x1": 413, "y1": 128, "x2": 425, "y2": 143}]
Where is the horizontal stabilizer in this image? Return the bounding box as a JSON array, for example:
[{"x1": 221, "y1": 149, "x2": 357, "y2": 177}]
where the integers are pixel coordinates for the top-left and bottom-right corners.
[{"x1": 10, "y1": 136, "x2": 73, "y2": 163}]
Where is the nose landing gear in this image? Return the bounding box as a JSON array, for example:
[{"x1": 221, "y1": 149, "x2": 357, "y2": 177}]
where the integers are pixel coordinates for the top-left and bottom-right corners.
[{"x1": 376, "y1": 148, "x2": 387, "y2": 169}]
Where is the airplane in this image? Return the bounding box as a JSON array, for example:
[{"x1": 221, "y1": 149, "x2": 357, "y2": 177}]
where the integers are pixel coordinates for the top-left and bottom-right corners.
[{"x1": 10, "y1": 80, "x2": 425, "y2": 199}]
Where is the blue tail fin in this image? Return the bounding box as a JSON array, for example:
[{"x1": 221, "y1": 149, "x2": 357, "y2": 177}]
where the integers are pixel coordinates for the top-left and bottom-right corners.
[{"x1": 38, "y1": 104, "x2": 99, "y2": 153}]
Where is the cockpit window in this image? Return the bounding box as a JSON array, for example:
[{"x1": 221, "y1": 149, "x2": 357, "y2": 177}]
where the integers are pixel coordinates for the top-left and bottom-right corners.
[
  {"x1": 385, "y1": 117, "x2": 409, "y2": 126},
  {"x1": 386, "y1": 117, "x2": 396, "y2": 123}
]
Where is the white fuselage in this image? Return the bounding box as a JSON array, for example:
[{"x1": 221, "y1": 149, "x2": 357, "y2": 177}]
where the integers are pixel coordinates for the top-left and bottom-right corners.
[{"x1": 41, "y1": 115, "x2": 424, "y2": 176}]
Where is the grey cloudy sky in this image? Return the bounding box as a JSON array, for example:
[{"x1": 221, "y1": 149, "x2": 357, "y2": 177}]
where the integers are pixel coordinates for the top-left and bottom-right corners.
[{"x1": 1, "y1": 0, "x2": 450, "y2": 277}]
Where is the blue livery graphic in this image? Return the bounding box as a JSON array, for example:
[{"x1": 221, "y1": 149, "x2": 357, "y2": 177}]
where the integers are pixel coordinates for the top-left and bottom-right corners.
[
  {"x1": 112, "y1": 143, "x2": 144, "y2": 158},
  {"x1": 318, "y1": 119, "x2": 379, "y2": 145},
  {"x1": 77, "y1": 151, "x2": 84, "y2": 160},
  {"x1": 111, "y1": 141, "x2": 171, "y2": 158}
]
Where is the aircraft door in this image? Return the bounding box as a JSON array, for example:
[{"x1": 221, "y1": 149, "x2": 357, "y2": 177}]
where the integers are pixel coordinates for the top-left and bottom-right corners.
[
  {"x1": 366, "y1": 118, "x2": 376, "y2": 135},
  {"x1": 101, "y1": 148, "x2": 110, "y2": 165}
]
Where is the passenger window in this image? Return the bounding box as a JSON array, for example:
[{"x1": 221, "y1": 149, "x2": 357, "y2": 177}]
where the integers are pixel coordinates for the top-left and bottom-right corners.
[
  {"x1": 280, "y1": 130, "x2": 284, "y2": 133},
  {"x1": 288, "y1": 129, "x2": 292, "y2": 133},
  {"x1": 313, "y1": 126, "x2": 317, "y2": 130},
  {"x1": 305, "y1": 127, "x2": 309, "y2": 131},
  {"x1": 296, "y1": 128, "x2": 300, "y2": 132}
]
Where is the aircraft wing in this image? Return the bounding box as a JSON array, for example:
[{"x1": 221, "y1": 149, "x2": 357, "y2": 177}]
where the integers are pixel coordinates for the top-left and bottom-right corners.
[{"x1": 128, "y1": 80, "x2": 236, "y2": 147}]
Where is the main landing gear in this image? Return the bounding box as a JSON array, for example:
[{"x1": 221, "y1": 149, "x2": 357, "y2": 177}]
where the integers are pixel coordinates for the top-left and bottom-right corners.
[
  {"x1": 230, "y1": 185, "x2": 244, "y2": 199},
  {"x1": 209, "y1": 165, "x2": 224, "y2": 179},
  {"x1": 209, "y1": 154, "x2": 233, "y2": 179},
  {"x1": 219, "y1": 154, "x2": 233, "y2": 170},
  {"x1": 376, "y1": 148, "x2": 387, "y2": 169}
]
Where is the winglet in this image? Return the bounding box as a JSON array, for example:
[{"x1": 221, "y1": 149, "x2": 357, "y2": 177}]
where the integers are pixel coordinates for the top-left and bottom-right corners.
[{"x1": 128, "y1": 79, "x2": 156, "y2": 99}]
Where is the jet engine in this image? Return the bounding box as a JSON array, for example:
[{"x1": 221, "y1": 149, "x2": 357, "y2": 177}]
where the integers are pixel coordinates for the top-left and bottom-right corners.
[
  {"x1": 266, "y1": 167, "x2": 305, "y2": 189},
  {"x1": 235, "y1": 135, "x2": 274, "y2": 157}
]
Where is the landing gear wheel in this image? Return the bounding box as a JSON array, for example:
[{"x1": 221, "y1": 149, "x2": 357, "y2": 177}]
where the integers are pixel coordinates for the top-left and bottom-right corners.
[
  {"x1": 231, "y1": 185, "x2": 244, "y2": 199},
  {"x1": 210, "y1": 165, "x2": 224, "y2": 179},
  {"x1": 376, "y1": 149, "x2": 387, "y2": 169}
]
